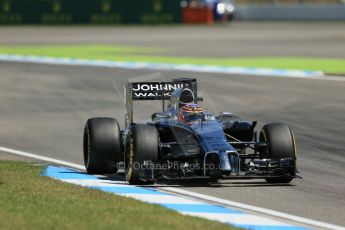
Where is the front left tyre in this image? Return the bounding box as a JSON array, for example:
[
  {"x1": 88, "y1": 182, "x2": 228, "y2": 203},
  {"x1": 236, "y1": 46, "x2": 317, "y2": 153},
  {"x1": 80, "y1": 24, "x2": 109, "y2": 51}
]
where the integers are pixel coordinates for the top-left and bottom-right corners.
[
  {"x1": 259, "y1": 123, "x2": 297, "y2": 183},
  {"x1": 83, "y1": 117, "x2": 122, "y2": 174}
]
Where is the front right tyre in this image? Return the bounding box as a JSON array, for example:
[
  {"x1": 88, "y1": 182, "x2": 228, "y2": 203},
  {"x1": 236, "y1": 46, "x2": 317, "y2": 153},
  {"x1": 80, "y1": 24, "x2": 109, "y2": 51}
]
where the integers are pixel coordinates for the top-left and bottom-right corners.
[{"x1": 125, "y1": 124, "x2": 159, "y2": 185}]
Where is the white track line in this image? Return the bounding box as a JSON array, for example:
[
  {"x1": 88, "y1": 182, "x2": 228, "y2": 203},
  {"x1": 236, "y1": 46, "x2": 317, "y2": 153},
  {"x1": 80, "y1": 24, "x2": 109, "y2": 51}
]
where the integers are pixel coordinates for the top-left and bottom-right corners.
[
  {"x1": 0, "y1": 54, "x2": 322, "y2": 78},
  {"x1": 160, "y1": 187, "x2": 345, "y2": 230},
  {"x1": 1, "y1": 146, "x2": 344, "y2": 230},
  {"x1": 0, "y1": 146, "x2": 85, "y2": 171},
  {"x1": 308, "y1": 75, "x2": 345, "y2": 82},
  {"x1": 2, "y1": 54, "x2": 345, "y2": 82}
]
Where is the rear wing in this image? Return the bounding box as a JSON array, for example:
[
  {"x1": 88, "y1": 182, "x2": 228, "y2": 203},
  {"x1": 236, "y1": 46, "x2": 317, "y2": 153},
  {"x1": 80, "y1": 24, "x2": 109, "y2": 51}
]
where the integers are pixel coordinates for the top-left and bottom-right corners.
[{"x1": 125, "y1": 78, "x2": 198, "y2": 127}]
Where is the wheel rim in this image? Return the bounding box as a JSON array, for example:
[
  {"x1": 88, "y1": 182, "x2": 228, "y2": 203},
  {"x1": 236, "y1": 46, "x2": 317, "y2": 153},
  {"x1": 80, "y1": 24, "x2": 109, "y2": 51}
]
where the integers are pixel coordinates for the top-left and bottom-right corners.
[
  {"x1": 83, "y1": 127, "x2": 92, "y2": 169},
  {"x1": 125, "y1": 137, "x2": 134, "y2": 181}
]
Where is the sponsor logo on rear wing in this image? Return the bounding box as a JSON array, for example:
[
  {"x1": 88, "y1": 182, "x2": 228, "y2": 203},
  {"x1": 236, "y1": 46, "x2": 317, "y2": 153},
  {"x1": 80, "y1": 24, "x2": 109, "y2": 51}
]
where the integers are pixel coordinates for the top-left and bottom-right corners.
[
  {"x1": 130, "y1": 82, "x2": 189, "y2": 100},
  {"x1": 124, "y1": 78, "x2": 198, "y2": 126}
]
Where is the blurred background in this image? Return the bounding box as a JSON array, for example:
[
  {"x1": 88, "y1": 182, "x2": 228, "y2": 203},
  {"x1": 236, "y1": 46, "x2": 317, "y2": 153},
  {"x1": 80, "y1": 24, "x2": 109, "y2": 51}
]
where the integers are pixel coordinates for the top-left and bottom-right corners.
[{"x1": 0, "y1": 0, "x2": 345, "y2": 24}]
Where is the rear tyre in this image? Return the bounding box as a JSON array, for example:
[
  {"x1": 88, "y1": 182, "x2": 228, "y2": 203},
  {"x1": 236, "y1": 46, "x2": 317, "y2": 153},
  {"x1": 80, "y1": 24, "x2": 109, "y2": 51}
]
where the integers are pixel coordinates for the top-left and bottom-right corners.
[
  {"x1": 125, "y1": 124, "x2": 159, "y2": 185},
  {"x1": 259, "y1": 123, "x2": 297, "y2": 183},
  {"x1": 83, "y1": 118, "x2": 122, "y2": 174}
]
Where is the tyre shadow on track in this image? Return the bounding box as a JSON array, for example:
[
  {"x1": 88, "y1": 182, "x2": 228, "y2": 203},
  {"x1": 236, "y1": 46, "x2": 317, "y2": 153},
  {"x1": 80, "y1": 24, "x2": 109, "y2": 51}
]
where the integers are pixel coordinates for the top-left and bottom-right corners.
[
  {"x1": 106, "y1": 174, "x2": 294, "y2": 188},
  {"x1": 154, "y1": 181, "x2": 294, "y2": 188}
]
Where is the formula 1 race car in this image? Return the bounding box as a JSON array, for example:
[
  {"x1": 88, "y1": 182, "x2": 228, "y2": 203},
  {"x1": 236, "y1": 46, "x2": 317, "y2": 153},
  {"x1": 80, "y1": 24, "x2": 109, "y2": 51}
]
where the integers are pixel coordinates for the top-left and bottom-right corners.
[{"x1": 83, "y1": 78, "x2": 299, "y2": 184}]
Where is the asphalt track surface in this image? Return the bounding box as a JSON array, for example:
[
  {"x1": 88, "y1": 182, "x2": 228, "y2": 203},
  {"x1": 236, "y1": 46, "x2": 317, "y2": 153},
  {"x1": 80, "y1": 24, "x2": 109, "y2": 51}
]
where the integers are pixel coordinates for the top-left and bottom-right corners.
[
  {"x1": 0, "y1": 23, "x2": 345, "y2": 58},
  {"x1": 0, "y1": 23, "x2": 344, "y2": 227}
]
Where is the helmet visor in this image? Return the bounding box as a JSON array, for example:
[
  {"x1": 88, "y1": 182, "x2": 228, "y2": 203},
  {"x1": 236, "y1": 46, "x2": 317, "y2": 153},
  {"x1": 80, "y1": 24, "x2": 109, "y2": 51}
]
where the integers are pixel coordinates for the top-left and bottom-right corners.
[{"x1": 183, "y1": 111, "x2": 203, "y2": 123}]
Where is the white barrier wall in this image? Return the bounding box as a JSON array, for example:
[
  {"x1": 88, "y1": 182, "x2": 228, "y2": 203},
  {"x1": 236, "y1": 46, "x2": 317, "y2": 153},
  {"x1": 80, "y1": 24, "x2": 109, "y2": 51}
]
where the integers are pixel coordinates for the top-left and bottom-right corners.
[{"x1": 234, "y1": 5, "x2": 345, "y2": 20}]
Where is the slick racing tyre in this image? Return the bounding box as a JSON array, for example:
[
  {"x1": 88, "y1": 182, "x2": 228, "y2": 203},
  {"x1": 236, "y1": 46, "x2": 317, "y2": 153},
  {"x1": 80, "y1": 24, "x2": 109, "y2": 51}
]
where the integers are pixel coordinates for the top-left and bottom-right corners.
[
  {"x1": 125, "y1": 124, "x2": 159, "y2": 185},
  {"x1": 83, "y1": 117, "x2": 122, "y2": 174},
  {"x1": 259, "y1": 123, "x2": 297, "y2": 184}
]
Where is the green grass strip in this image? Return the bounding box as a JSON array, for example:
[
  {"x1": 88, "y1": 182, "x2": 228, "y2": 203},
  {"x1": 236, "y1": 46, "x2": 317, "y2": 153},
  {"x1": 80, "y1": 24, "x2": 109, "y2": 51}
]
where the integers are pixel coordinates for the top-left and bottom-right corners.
[
  {"x1": 0, "y1": 44, "x2": 344, "y2": 74},
  {"x1": 0, "y1": 161, "x2": 239, "y2": 230}
]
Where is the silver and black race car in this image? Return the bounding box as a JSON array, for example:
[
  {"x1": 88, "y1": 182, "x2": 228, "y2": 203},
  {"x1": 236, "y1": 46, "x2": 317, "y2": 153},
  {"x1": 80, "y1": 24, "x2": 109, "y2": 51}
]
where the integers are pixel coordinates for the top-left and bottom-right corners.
[{"x1": 83, "y1": 78, "x2": 299, "y2": 184}]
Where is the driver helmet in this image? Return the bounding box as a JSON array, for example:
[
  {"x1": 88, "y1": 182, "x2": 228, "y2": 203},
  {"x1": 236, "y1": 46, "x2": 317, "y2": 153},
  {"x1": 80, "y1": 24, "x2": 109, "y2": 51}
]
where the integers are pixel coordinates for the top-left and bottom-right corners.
[{"x1": 178, "y1": 103, "x2": 204, "y2": 124}]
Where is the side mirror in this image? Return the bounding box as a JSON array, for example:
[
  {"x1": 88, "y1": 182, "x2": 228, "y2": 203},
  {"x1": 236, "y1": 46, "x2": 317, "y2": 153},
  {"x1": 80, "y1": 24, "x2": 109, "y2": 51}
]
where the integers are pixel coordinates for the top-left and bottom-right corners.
[
  {"x1": 151, "y1": 112, "x2": 171, "y2": 121},
  {"x1": 203, "y1": 112, "x2": 215, "y2": 121}
]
